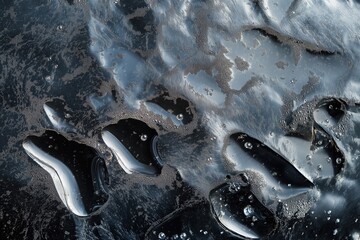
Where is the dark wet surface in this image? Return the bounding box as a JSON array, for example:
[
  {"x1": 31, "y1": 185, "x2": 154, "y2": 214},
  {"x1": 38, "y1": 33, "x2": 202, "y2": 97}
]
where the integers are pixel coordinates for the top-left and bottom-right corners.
[{"x1": 1, "y1": 0, "x2": 360, "y2": 239}]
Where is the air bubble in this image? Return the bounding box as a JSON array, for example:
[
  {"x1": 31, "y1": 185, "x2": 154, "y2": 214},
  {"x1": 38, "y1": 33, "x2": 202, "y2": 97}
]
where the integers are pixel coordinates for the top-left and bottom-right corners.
[
  {"x1": 336, "y1": 158, "x2": 342, "y2": 164},
  {"x1": 140, "y1": 134, "x2": 148, "y2": 141},
  {"x1": 228, "y1": 182, "x2": 241, "y2": 193},
  {"x1": 45, "y1": 75, "x2": 52, "y2": 82},
  {"x1": 306, "y1": 155, "x2": 312, "y2": 160},
  {"x1": 244, "y1": 142, "x2": 253, "y2": 149},
  {"x1": 158, "y1": 232, "x2": 166, "y2": 239},
  {"x1": 243, "y1": 205, "x2": 254, "y2": 217},
  {"x1": 176, "y1": 113, "x2": 184, "y2": 121},
  {"x1": 180, "y1": 233, "x2": 187, "y2": 239}
]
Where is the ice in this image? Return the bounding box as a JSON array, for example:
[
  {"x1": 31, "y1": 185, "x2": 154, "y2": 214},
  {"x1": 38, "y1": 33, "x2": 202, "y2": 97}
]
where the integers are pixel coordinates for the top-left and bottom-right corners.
[{"x1": 22, "y1": 131, "x2": 109, "y2": 217}]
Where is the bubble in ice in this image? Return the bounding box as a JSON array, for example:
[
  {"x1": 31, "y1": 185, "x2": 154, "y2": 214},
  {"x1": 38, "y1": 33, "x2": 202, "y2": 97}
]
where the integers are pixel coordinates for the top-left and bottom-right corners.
[
  {"x1": 243, "y1": 205, "x2": 254, "y2": 217},
  {"x1": 180, "y1": 232, "x2": 187, "y2": 239},
  {"x1": 228, "y1": 182, "x2": 241, "y2": 193},
  {"x1": 140, "y1": 134, "x2": 148, "y2": 141},
  {"x1": 45, "y1": 75, "x2": 52, "y2": 82},
  {"x1": 158, "y1": 232, "x2": 166, "y2": 239},
  {"x1": 176, "y1": 113, "x2": 184, "y2": 121},
  {"x1": 244, "y1": 142, "x2": 253, "y2": 149}
]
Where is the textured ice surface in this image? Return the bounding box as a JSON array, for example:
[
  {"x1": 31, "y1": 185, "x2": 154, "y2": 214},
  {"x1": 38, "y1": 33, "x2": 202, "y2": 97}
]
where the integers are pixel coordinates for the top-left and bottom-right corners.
[{"x1": 1, "y1": 0, "x2": 360, "y2": 239}]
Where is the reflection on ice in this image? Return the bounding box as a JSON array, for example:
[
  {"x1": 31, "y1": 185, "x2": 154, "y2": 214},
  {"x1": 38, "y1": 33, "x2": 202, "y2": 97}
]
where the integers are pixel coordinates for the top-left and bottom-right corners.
[
  {"x1": 23, "y1": 131, "x2": 109, "y2": 217},
  {"x1": 102, "y1": 119, "x2": 162, "y2": 176},
  {"x1": 210, "y1": 182, "x2": 277, "y2": 239},
  {"x1": 228, "y1": 133, "x2": 313, "y2": 188},
  {"x1": 23, "y1": 139, "x2": 87, "y2": 217},
  {"x1": 29, "y1": 0, "x2": 360, "y2": 237},
  {"x1": 43, "y1": 99, "x2": 77, "y2": 133}
]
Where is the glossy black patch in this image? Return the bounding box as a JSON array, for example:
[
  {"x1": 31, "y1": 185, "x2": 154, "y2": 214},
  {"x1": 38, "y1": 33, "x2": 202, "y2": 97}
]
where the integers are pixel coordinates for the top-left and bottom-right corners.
[
  {"x1": 24, "y1": 131, "x2": 109, "y2": 214},
  {"x1": 149, "y1": 93, "x2": 194, "y2": 125},
  {"x1": 103, "y1": 118, "x2": 162, "y2": 174},
  {"x1": 230, "y1": 133, "x2": 313, "y2": 188},
  {"x1": 210, "y1": 182, "x2": 277, "y2": 239}
]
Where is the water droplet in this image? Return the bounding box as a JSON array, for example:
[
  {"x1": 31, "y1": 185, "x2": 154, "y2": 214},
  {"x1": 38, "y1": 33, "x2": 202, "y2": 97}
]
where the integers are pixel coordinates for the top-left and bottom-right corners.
[
  {"x1": 57, "y1": 25, "x2": 64, "y2": 31},
  {"x1": 333, "y1": 229, "x2": 338, "y2": 235},
  {"x1": 180, "y1": 232, "x2": 187, "y2": 239},
  {"x1": 335, "y1": 218, "x2": 340, "y2": 223},
  {"x1": 243, "y1": 205, "x2": 254, "y2": 217},
  {"x1": 228, "y1": 182, "x2": 241, "y2": 193},
  {"x1": 176, "y1": 113, "x2": 184, "y2": 121},
  {"x1": 317, "y1": 165, "x2": 322, "y2": 171},
  {"x1": 65, "y1": 113, "x2": 71, "y2": 119},
  {"x1": 336, "y1": 158, "x2": 342, "y2": 164},
  {"x1": 306, "y1": 155, "x2": 312, "y2": 161},
  {"x1": 203, "y1": 231, "x2": 208, "y2": 235},
  {"x1": 45, "y1": 75, "x2": 52, "y2": 82},
  {"x1": 244, "y1": 142, "x2": 253, "y2": 149},
  {"x1": 328, "y1": 105, "x2": 334, "y2": 110},
  {"x1": 140, "y1": 134, "x2": 148, "y2": 141},
  {"x1": 327, "y1": 210, "x2": 332, "y2": 214},
  {"x1": 158, "y1": 232, "x2": 166, "y2": 239}
]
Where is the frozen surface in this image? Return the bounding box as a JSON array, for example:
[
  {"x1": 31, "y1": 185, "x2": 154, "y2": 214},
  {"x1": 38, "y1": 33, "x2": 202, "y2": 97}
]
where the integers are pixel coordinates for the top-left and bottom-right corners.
[{"x1": 1, "y1": 0, "x2": 360, "y2": 239}]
